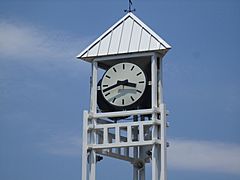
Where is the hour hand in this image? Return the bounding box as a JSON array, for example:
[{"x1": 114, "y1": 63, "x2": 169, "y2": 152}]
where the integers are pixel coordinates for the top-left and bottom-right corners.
[
  {"x1": 125, "y1": 81, "x2": 136, "y2": 88},
  {"x1": 102, "y1": 80, "x2": 136, "y2": 93}
]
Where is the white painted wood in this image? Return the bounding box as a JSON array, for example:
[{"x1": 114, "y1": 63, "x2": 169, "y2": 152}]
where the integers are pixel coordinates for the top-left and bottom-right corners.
[
  {"x1": 158, "y1": 56, "x2": 163, "y2": 105},
  {"x1": 115, "y1": 126, "x2": 120, "y2": 143},
  {"x1": 127, "y1": 126, "x2": 132, "y2": 143},
  {"x1": 97, "y1": 150, "x2": 134, "y2": 163},
  {"x1": 160, "y1": 104, "x2": 167, "y2": 180},
  {"x1": 89, "y1": 62, "x2": 98, "y2": 180},
  {"x1": 157, "y1": 56, "x2": 164, "y2": 180},
  {"x1": 103, "y1": 127, "x2": 108, "y2": 144},
  {"x1": 108, "y1": 23, "x2": 123, "y2": 55},
  {"x1": 82, "y1": 111, "x2": 88, "y2": 180},
  {"x1": 151, "y1": 54, "x2": 158, "y2": 112},
  {"x1": 118, "y1": 17, "x2": 134, "y2": 54},
  {"x1": 89, "y1": 139, "x2": 161, "y2": 150},
  {"x1": 133, "y1": 115, "x2": 139, "y2": 180},
  {"x1": 90, "y1": 62, "x2": 98, "y2": 113},
  {"x1": 139, "y1": 123, "x2": 144, "y2": 143},
  {"x1": 89, "y1": 149, "x2": 96, "y2": 180},
  {"x1": 95, "y1": 119, "x2": 160, "y2": 129},
  {"x1": 94, "y1": 52, "x2": 154, "y2": 62},
  {"x1": 77, "y1": 12, "x2": 171, "y2": 61},
  {"x1": 151, "y1": 54, "x2": 159, "y2": 180},
  {"x1": 92, "y1": 108, "x2": 159, "y2": 119},
  {"x1": 139, "y1": 29, "x2": 151, "y2": 51}
]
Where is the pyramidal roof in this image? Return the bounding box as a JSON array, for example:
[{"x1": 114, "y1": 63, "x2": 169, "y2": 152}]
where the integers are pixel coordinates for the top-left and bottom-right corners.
[{"x1": 77, "y1": 12, "x2": 171, "y2": 61}]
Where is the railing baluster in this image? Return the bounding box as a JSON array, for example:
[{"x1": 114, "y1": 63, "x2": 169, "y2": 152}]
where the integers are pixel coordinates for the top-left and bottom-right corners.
[
  {"x1": 139, "y1": 124, "x2": 144, "y2": 143},
  {"x1": 103, "y1": 127, "x2": 108, "y2": 144},
  {"x1": 127, "y1": 125, "x2": 132, "y2": 143}
]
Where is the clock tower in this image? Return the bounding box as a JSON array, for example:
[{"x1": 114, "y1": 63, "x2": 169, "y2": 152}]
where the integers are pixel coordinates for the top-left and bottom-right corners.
[{"x1": 77, "y1": 12, "x2": 171, "y2": 180}]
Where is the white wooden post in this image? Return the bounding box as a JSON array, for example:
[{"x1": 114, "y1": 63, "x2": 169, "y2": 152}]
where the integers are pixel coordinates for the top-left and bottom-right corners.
[
  {"x1": 157, "y1": 56, "x2": 167, "y2": 180},
  {"x1": 133, "y1": 116, "x2": 139, "y2": 180},
  {"x1": 89, "y1": 61, "x2": 98, "y2": 180},
  {"x1": 82, "y1": 111, "x2": 88, "y2": 180},
  {"x1": 151, "y1": 54, "x2": 159, "y2": 180},
  {"x1": 158, "y1": 57, "x2": 163, "y2": 106},
  {"x1": 139, "y1": 115, "x2": 145, "y2": 180},
  {"x1": 160, "y1": 104, "x2": 167, "y2": 180}
]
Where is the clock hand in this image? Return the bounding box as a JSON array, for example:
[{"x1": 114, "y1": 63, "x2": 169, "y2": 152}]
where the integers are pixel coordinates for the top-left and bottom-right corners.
[
  {"x1": 120, "y1": 79, "x2": 136, "y2": 88},
  {"x1": 102, "y1": 82, "x2": 120, "y2": 93},
  {"x1": 103, "y1": 80, "x2": 126, "y2": 93},
  {"x1": 103, "y1": 80, "x2": 136, "y2": 93},
  {"x1": 124, "y1": 81, "x2": 136, "y2": 88}
]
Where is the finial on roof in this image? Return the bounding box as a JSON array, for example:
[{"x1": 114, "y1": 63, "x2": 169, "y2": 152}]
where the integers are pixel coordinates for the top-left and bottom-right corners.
[{"x1": 124, "y1": 0, "x2": 136, "y2": 13}]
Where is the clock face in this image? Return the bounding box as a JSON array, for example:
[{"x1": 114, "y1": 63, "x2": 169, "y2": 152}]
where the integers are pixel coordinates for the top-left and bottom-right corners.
[{"x1": 101, "y1": 62, "x2": 146, "y2": 107}]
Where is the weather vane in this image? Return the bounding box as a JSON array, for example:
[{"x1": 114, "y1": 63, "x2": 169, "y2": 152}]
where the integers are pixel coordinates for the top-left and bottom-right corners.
[{"x1": 124, "y1": 0, "x2": 136, "y2": 13}]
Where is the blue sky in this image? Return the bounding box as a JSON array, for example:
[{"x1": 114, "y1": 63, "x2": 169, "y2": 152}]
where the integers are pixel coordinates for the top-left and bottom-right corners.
[{"x1": 0, "y1": 0, "x2": 240, "y2": 180}]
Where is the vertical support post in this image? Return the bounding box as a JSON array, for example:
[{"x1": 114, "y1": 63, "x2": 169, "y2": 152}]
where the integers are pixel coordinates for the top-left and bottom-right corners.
[
  {"x1": 151, "y1": 53, "x2": 159, "y2": 180},
  {"x1": 139, "y1": 115, "x2": 145, "y2": 180},
  {"x1": 139, "y1": 146, "x2": 145, "y2": 180},
  {"x1": 103, "y1": 127, "x2": 108, "y2": 144},
  {"x1": 133, "y1": 115, "x2": 138, "y2": 180},
  {"x1": 90, "y1": 61, "x2": 98, "y2": 113},
  {"x1": 127, "y1": 125, "x2": 132, "y2": 143},
  {"x1": 82, "y1": 111, "x2": 88, "y2": 180},
  {"x1": 89, "y1": 61, "x2": 98, "y2": 180},
  {"x1": 160, "y1": 104, "x2": 167, "y2": 180},
  {"x1": 116, "y1": 126, "x2": 121, "y2": 154},
  {"x1": 158, "y1": 56, "x2": 163, "y2": 105},
  {"x1": 158, "y1": 56, "x2": 167, "y2": 180}
]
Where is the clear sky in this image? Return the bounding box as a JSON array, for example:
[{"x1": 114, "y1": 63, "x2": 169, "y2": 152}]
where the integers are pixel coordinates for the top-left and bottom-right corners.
[{"x1": 0, "y1": 0, "x2": 240, "y2": 180}]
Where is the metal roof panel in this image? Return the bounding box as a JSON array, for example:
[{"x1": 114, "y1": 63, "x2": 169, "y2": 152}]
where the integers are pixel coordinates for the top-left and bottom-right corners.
[{"x1": 77, "y1": 12, "x2": 171, "y2": 61}]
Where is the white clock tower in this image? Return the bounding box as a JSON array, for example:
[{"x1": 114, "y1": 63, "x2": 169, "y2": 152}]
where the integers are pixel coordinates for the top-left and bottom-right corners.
[{"x1": 77, "y1": 12, "x2": 171, "y2": 180}]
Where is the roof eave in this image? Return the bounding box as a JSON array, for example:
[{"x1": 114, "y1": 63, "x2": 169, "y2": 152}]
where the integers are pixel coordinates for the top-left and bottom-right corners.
[{"x1": 77, "y1": 47, "x2": 171, "y2": 63}]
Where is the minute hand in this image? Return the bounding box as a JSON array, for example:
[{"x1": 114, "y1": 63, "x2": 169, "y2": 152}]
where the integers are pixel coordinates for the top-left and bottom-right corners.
[{"x1": 102, "y1": 83, "x2": 120, "y2": 93}]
